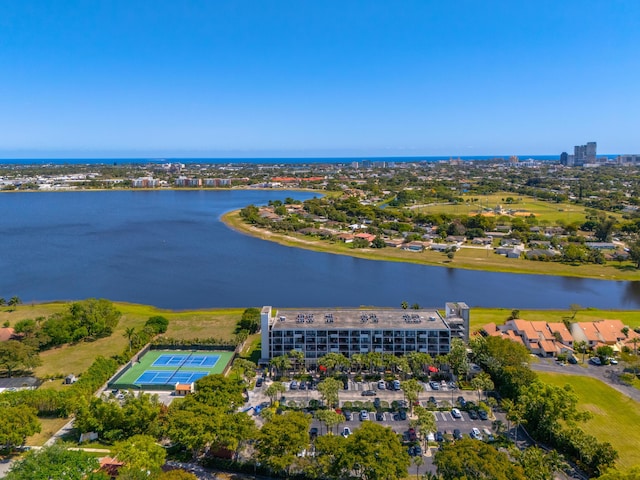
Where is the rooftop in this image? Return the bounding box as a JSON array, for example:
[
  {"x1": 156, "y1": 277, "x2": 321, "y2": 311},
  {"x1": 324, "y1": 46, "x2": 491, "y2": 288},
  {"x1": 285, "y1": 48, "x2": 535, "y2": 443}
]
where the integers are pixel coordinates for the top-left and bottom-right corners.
[{"x1": 271, "y1": 308, "x2": 449, "y2": 331}]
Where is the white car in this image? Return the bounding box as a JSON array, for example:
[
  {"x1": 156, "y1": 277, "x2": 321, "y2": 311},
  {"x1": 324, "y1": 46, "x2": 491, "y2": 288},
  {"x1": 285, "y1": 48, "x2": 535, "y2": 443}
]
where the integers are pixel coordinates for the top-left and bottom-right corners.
[
  {"x1": 360, "y1": 410, "x2": 370, "y2": 421},
  {"x1": 342, "y1": 427, "x2": 352, "y2": 437},
  {"x1": 589, "y1": 357, "x2": 602, "y2": 366},
  {"x1": 470, "y1": 427, "x2": 481, "y2": 439},
  {"x1": 377, "y1": 380, "x2": 386, "y2": 390},
  {"x1": 608, "y1": 358, "x2": 618, "y2": 365},
  {"x1": 451, "y1": 408, "x2": 462, "y2": 419}
]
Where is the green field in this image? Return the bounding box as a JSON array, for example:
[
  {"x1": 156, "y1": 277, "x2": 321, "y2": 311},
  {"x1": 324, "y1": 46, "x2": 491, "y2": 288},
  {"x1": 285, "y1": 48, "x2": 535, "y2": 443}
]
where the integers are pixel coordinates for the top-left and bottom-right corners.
[
  {"x1": 414, "y1": 192, "x2": 623, "y2": 224},
  {"x1": 111, "y1": 349, "x2": 234, "y2": 390},
  {"x1": 537, "y1": 372, "x2": 640, "y2": 469}
]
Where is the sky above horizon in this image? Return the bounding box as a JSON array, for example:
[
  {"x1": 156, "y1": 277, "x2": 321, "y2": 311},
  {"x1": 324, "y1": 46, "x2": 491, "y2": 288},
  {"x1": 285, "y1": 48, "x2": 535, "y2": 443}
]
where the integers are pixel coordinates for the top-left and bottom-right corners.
[{"x1": 1, "y1": 1, "x2": 639, "y2": 158}]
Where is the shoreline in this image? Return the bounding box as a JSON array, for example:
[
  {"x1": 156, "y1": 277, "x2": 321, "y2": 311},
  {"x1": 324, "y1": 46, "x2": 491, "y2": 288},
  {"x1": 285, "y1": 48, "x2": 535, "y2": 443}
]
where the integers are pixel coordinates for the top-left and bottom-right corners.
[{"x1": 221, "y1": 210, "x2": 640, "y2": 282}]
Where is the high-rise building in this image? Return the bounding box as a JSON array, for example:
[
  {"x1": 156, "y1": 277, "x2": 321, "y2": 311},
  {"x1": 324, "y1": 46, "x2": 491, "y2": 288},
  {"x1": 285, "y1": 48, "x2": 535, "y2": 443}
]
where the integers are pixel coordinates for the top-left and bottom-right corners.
[
  {"x1": 560, "y1": 152, "x2": 568, "y2": 165},
  {"x1": 569, "y1": 142, "x2": 597, "y2": 167}
]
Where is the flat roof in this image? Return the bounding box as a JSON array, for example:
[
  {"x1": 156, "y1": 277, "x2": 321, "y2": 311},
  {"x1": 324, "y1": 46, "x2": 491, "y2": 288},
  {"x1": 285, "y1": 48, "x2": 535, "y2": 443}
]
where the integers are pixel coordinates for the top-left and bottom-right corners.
[{"x1": 271, "y1": 308, "x2": 449, "y2": 331}]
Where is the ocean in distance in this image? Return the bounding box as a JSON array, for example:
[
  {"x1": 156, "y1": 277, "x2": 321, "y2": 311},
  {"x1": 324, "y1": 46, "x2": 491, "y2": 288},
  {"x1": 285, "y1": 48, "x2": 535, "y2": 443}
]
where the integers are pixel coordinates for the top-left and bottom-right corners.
[
  {"x1": 0, "y1": 155, "x2": 562, "y2": 166},
  {"x1": 2, "y1": 189, "x2": 639, "y2": 310}
]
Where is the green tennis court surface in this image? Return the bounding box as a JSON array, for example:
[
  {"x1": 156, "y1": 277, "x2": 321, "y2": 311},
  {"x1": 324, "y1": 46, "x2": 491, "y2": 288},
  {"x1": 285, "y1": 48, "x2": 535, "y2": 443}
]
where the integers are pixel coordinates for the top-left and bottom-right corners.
[{"x1": 111, "y1": 349, "x2": 234, "y2": 390}]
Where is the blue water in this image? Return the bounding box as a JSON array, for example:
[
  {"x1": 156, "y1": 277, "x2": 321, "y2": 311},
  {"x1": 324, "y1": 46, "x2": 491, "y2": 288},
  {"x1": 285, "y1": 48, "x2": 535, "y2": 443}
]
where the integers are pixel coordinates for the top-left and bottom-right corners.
[
  {"x1": 0, "y1": 155, "x2": 563, "y2": 165},
  {"x1": 1, "y1": 190, "x2": 638, "y2": 310}
]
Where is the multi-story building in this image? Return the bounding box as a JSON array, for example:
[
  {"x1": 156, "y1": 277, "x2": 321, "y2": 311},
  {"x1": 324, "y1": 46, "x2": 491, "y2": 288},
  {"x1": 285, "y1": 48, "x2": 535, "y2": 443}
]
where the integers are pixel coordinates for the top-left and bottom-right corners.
[
  {"x1": 131, "y1": 177, "x2": 159, "y2": 188},
  {"x1": 260, "y1": 302, "x2": 469, "y2": 366}
]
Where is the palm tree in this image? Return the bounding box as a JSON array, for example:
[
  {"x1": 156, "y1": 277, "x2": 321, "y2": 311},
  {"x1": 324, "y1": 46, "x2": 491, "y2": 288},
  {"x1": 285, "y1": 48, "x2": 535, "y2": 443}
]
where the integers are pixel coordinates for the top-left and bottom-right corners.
[
  {"x1": 574, "y1": 340, "x2": 588, "y2": 363},
  {"x1": 123, "y1": 327, "x2": 136, "y2": 352},
  {"x1": 7, "y1": 296, "x2": 21, "y2": 311},
  {"x1": 0, "y1": 297, "x2": 5, "y2": 306}
]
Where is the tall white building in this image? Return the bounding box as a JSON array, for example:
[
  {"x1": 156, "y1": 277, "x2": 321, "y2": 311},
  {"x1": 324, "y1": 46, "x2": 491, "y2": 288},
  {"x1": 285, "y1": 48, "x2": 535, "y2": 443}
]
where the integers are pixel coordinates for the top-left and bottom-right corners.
[{"x1": 260, "y1": 303, "x2": 469, "y2": 366}]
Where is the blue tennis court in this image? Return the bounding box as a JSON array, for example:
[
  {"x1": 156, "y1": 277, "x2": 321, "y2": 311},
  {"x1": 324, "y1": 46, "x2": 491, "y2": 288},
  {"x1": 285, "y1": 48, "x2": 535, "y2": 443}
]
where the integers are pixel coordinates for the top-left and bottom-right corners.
[
  {"x1": 135, "y1": 370, "x2": 210, "y2": 385},
  {"x1": 152, "y1": 353, "x2": 220, "y2": 368}
]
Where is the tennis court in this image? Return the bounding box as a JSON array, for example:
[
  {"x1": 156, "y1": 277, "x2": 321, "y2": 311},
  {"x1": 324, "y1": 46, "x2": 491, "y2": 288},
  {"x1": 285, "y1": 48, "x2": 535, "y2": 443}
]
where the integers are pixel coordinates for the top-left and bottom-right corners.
[
  {"x1": 109, "y1": 349, "x2": 235, "y2": 391},
  {"x1": 152, "y1": 353, "x2": 220, "y2": 368},
  {"x1": 135, "y1": 370, "x2": 210, "y2": 385}
]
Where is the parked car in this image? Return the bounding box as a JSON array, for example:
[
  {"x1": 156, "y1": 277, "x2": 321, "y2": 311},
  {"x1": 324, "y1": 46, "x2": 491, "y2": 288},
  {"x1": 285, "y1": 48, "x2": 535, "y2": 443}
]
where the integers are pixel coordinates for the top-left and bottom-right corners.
[
  {"x1": 567, "y1": 356, "x2": 578, "y2": 364},
  {"x1": 470, "y1": 427, "x2": 481, "y2": 440},
  {"x1": 344, "y1": 410, "x2": 353, "y2": 421},
  {"x1": 360, "y1": 410, "x2": 370, "y2": 421},
  {"x1": 393, "y1": 380, "x2": 401, "y2": 391},
  {"x1": 376, "y1": 412, "x2": 385, "y2": 421},
  {"x1": 362, "y1": 390, "x2": 377, "y2": 396},
  {"x1": 398, "y1": 410, "x2": 407, "y2": 421},
  {"x1": 408, "y1": 445, "x2": 416, "y2": 456},
  {"x1": 426, "y1": 432, "x2": 435, "y2": 442},
  {"x1": 478, "y1": 410, "x2": 488, "y2": 421},
  {"x1": 590, "y1": 357, "x2": 602, "y2": 366},
  {"x1": 435, "y1": 431, "x2": 444, "y2": 442},
  {"x1": 429, "y1": 381, "x2": 440, "y2": 390},
  {"x1": 299, "y1": 381, "x2": 306, "y2": 390},
  {"x1": 456, "y1": 396, "x2": 466, "y2": 407},
  {"x1": 482, "y1": 428, "x2": 494, "y2": 441},
  {"x1": 468, "y1": 409, "x2": 478, "y2": 420},
  {"x1": 408, "y1": 428, "x2": 417, "y2": 441},
  {"x1": 414, "y1": 444, "x2": 423, "y2": 456},
  {"x1": 309, "y1": 427, "x2": 318, "y2": 439},
  {"x1": 342, "y1": 427, "x2": 352, "y2": 437},
  {"x1": 373, "y1": 398, "x2": 381, "y2": 409},
  {"x1": 377, "y1": 380, "x2": 386, "y2": 390},
  {"x1": 428, "y1": 396, "x2": 437, "y2": 405},
  {"x1": 453, "y1": 428, "x2": 463, "y2": 440},
  {"x1": 451, "y1": 408, "x2": 462, "y2": 419},
  {"x1": 609, "y1": 357, "x2": 619, "y2": 365},
  {"x1": 290, "y1": 380, "x2": 298, "y2": 390},
  {"x1": 255, "y1": 378, "x2": 263, "y2": 387}
]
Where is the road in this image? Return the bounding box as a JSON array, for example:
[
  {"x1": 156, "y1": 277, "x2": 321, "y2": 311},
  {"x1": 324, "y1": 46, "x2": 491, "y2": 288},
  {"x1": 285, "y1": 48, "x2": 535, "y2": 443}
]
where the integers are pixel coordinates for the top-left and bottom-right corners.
[{"x1": 531, "y1": 357, "x2": 640, "y2": 403}]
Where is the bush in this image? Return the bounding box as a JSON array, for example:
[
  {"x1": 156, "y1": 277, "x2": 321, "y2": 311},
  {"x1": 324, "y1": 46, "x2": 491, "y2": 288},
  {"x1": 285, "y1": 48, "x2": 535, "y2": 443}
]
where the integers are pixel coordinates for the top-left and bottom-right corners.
[{"x1": 145, "y1": 316, "x2": 169, "y2": 334}]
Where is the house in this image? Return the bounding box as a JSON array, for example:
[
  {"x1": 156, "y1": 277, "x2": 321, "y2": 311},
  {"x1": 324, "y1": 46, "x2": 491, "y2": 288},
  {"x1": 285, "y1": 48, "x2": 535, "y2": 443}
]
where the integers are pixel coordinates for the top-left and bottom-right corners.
[
  {"x1": 98, "y1": 457, "x2": 124, "y2": 479},
  {"x1": 400, "y1": 241, "x2": 426, "y2": 252},
  {"x1": 570, "y1": 319, "x2": 631, "y2": 351},
  {"x1": 337, "y1": 233, "x2": 354, "y2": 243},
  {"x1": 585, "y1": 242, "x2": 616, "y2": 250},
  {"x1": 0, "y1": 327, "x2": 15, "y2": 342},
  {"x1": 471, "y1": 237, "x2": 493, "y2": 245},
  {"x1": 384, "y1": 238, "x2": 404, "y2": 248},
  {"x1": 174, "y1": 382, "x2": 194, "y2": 396},
  {"x1": 354, "y1": 233, "x2": 376, "y2": 244},
  {"x1": 525, "y1": 248, "x2": 559, "y2": 260},
  {"x1": 64, "y1": 374, "x2": 78, "y2": 385},
  {"x1": 501, "y1": 319, "x2": 572, "y2": 357}
]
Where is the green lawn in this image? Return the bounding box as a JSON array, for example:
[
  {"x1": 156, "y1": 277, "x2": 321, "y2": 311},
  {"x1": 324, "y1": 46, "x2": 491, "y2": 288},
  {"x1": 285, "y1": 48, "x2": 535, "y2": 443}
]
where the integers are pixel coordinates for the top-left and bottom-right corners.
[
  {"x1": 414, "y1": 192, "x2": 623, "y2": 224},
  {"x1": 537, "y1": 372, "x2": 640, "y2": 469}
]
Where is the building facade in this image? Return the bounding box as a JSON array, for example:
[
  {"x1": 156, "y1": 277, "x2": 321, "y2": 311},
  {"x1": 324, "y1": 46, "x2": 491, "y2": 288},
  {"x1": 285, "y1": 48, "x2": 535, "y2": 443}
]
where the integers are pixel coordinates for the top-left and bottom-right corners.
[{"x1": 260, "y1": 303, "x2": 469, "y2": 365}]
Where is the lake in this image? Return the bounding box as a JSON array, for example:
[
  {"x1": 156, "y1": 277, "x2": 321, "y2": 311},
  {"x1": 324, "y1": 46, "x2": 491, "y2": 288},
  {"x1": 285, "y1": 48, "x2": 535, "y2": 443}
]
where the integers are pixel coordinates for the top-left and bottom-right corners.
[{"x1": 1, "y1": 190, "x2": 639, "y2": 310}]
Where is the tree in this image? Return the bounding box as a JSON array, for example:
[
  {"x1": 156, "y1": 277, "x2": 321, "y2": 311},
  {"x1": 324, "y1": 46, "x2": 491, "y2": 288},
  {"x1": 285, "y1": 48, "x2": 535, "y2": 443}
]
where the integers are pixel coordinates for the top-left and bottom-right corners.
[
  {"x1": 124, "y1": 327, "x2": 136, "y2": 352},
  {"x1": 318, "y1": 352, "x2": 349, "y2": 374},
  {"x1": 514, "y1": 446, "x2": 565, "y2": 480},
  {"x1": 628, "y1": 240, "x2": 640, "y2": 269},
  {"x1": 401, "y1": 379, "x2": 423, "y2": 413},
  {"x1": 401, "y1": 301, "x2": 409, "y2": 310},
  {"x1": 113, "y1": 434, "x2": 166, "y2": 477},
  {"x1": 0, "y1": 405, "x2": 41, "y2": 450},
  {"x1": 269, "y1": 355, "x2": 291, "y2": 378},
  {"x1": 597, "y1": 465, "x2": 640, "y2": 480},
  {"x1": 434, "y1": 438, "x2": 527, "y2": 480},
  {"x1": 315, "y1": 409, "x2": 345, "y2": 435},
  {"x1": 447, "y1": 338, "x2": 470, "y2": 380},
  {"x1": 5, "y1": 444, "x2": 105, "y2": 480},
  {"x1": 336, "y1": 422, "x2": 410, "y2": 480},
  {"x1": 159, "y1": 471, "x2": 198, "y2": 480},
  {"x1": 7, "y1": 296, "x2": 22, "y2": 310},
  {"x1": 596, "y1": 345, "x2": 614, "y2": 364},
  {"x1": 145, "y1": 315, "x2": 169, "y2": 334},
  {"x1": 255, "y1": 411, "x2": 312, "y2": 476},
  {"x1": 413, "y1": 406, "x2": 437, "y2": 444},
  {"x1": 317, "y1": 377, "x2": 342, "y2": 408},
  {"x1": 0, "y1": 340, "x2": 41, "y2": 377},
  {"x1": 471, "y1": 371, "x2": 494, "y2": 403},
  {"x1": 193, "y1": 374, "x2": 245, "y2": 411},
  {"x1": 574, "y1": 340, "x2": 588, "y2": 363},
  {"x1": 265, "y1": 381, "x2": 286, "y2": 404},
  {"x1": 237, "y1": 307, "x2": 261, "y2": 334},
  {"x1": 288, "y1": 349, "x2": 305, "y2": 375}
]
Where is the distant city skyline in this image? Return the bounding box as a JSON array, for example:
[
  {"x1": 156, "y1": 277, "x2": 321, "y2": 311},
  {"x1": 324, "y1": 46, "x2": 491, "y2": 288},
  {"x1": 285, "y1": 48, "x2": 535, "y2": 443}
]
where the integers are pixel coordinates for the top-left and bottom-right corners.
[{"x1": 1, "y1": 1, "x2": 639, "y2": 157}]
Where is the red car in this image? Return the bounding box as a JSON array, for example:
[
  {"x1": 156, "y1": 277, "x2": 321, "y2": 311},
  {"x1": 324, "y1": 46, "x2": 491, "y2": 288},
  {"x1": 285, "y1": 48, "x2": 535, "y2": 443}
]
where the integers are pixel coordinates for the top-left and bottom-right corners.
[{"x1": 408, "y1": 428, "x2": 417, "y2": 442}]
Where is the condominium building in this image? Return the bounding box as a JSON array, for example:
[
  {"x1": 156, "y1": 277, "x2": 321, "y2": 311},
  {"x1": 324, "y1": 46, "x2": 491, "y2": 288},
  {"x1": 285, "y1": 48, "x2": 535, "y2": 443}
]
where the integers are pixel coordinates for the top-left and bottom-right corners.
[{"x1": 260, "y1": 302, "x2": 469, "y2": 365}]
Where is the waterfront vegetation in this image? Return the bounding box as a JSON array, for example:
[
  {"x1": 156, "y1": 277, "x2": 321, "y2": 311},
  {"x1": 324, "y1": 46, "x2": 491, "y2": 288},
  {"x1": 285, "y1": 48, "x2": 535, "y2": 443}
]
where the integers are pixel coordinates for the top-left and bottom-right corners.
[{"x1": 224, "y1": 208, "x2": 640, "y2": 281}]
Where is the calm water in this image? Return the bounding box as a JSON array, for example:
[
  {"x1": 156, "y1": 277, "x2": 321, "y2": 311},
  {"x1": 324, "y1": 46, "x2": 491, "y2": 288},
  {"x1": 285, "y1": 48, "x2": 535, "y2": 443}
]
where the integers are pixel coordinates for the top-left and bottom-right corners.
[{"x1": 1, "y1": 190, "x2": 639, "y2": 310}]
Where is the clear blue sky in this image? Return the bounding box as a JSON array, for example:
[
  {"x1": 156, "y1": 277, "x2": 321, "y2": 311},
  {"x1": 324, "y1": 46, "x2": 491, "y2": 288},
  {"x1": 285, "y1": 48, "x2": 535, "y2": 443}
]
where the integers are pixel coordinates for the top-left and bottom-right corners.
[{"x1": 1, "y1": 0, "x2": 639, "y2": 158}]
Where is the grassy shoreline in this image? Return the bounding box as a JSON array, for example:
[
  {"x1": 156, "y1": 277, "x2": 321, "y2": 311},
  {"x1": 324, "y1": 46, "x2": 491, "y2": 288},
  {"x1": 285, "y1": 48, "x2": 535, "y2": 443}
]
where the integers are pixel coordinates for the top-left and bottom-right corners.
[{"x1": 221, "y1": 210, "x2": 640, "y2": 281}]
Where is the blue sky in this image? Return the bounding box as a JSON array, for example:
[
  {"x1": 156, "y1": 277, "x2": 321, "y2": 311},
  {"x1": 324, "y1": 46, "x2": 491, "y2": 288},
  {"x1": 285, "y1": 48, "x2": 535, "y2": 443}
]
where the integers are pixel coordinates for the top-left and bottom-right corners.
[{"x1": 0, "y1": 1, "x2": 639, "y2": 158}]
